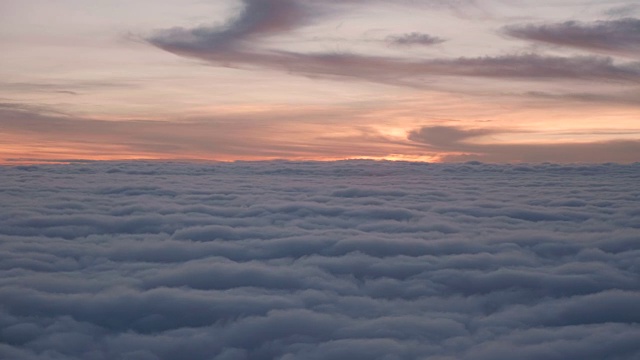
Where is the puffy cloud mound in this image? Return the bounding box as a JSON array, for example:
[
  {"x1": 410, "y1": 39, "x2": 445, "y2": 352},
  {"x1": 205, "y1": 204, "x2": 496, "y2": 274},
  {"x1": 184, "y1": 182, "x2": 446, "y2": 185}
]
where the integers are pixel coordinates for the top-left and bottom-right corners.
[{"x1": 1, "y1": 161, "x2": 639, "y2": 359}]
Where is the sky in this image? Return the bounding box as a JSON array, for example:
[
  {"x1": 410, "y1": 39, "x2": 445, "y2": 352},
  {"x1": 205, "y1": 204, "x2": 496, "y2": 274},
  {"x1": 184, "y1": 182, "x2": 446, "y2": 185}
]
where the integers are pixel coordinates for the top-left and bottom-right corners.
[
  {"x1": 1, "y1": 0, "x2": 640, "y2": 163},
  {"x1": 1, "y1": 161, "x2": 639, "y2": 359}
]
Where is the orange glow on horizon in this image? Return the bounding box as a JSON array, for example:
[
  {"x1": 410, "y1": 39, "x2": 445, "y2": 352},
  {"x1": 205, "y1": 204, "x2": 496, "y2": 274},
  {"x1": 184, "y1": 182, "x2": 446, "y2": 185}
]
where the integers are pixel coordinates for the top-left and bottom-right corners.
[{"x1": 0, "y1": 145, "x2": 444, "y2": 166}]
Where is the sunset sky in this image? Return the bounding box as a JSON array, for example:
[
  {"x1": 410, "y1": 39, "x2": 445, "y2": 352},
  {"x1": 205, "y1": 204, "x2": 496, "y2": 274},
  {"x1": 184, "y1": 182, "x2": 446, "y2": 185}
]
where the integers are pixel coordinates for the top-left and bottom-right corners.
[{"x1": 2, "y1": 0, "x2": 639, "y2": 163}]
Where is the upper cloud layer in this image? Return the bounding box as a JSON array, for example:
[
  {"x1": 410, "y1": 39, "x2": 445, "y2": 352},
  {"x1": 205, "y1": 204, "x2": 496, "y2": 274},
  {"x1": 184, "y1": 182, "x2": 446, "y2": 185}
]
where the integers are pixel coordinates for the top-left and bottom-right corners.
[
  {"x1": 147, "y1": 1, "x2": 640, "y2": 88},
  {"x1": 504, "y1": 18, "x2": 640, "y2": 57},
  {"x1": 149, "y1": 0, "x2": 317, "y2": 52}
]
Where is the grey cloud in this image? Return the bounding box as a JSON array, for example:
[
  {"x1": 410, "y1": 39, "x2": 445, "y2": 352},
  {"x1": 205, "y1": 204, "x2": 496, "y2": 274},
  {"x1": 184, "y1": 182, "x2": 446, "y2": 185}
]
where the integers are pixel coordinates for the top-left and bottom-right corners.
[
  {"x1": 409, "y1": 125, "x2": 640, "y2": 163},
  {"x1": 504, "y1": 18, "x2": 640, "y2": 57},
  {"x1": 0, "y1": 81, "x2": 137, "y2": 96},
  {"x1": 524, "y1": 90, "x2": 640, "y2": 107},
  {"x1": 148, "y1": 0, "x2": 316, "y2": 52},
  {"x1": 386, "y1": 32, "x2": 445, "y2": 46},
  {"x1": 604, "y1": 4, "x2": 640, "y2": 18},
  {"x1": 428, "y1": 54, "x2": 640, "y2": 82},
  {"x1": 151, "y1": 43, "x2": 640, "y2": 86},
  {"x1": 408, "y1": 125, "x2": 495, "y2": 149},
  {"x1": 0, "y1": 161, "x2": 639, "y2": 359},
  {"x1": 147, "y1": 2, "x2": 640, "y2": 87}
]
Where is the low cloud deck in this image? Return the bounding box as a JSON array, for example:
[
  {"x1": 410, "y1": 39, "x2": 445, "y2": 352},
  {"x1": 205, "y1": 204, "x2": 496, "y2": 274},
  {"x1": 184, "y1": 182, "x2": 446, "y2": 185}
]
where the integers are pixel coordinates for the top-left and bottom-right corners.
[{"x1": 1, "y1": 161, "x2": 639, "y2": 359}]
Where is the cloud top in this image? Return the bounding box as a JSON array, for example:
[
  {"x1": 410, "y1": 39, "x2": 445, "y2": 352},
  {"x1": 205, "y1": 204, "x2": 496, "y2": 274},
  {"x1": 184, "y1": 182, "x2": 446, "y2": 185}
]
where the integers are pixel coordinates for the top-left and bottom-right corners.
[{"x1": 0, "y1": 161, "x2": 639, "y2": 359}]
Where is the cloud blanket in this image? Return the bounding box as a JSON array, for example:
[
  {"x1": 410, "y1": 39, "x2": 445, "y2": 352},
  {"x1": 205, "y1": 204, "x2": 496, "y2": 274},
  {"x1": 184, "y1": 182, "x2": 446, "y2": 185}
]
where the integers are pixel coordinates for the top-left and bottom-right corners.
[{"x1": 1, "y1": 161, "x2": 639, "y2": 359}]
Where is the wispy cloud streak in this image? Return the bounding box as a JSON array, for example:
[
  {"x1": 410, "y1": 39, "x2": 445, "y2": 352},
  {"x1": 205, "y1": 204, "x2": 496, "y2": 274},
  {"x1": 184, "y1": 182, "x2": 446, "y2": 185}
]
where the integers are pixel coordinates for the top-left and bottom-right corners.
[
  {"x1": 503, "y1": 18, "x2": 640, "y2": 57},
  {"x1": 409, "y1": 126, "x2": 640, "y2": 162},
  {"x1": 147, "y1": 2, "x2": 640, "y2": 87}
]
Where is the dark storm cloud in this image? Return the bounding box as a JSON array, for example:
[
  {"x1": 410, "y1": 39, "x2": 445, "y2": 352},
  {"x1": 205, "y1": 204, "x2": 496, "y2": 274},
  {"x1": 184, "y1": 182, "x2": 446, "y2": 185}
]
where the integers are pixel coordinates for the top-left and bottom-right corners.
[
  {"x1": 386, "y1": 32, "x2": 445, "y2": 46},
  {"x1": 503, "y1": 18, "x2": 640, "y2": 57},
  {"x1": 147, "y1": 1, "x2": 640, "y2": 87},
  {"x1": 409, "y1": 125, "x2": 640, "y2": 163},
  {"x1": 1, "y1": 161, "x2": 639, "y2": 359}
]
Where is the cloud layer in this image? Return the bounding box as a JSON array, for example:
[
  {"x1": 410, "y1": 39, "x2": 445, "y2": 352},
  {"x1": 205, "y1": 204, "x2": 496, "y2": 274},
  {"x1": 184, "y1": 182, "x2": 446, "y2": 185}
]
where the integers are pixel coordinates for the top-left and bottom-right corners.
[
  {"x1": 504, "y1": 18, "x2": 640, "y2": 57},
  {"x1": 409, "y1": 125, "x2": 640, "y2": 163},
  {"x1": 3, "y1": 104, "x2": 638, "y2": 164},
  {"x1": 147, "y1": 1, "x2": 640, "y2": 88},
  {"x1": 386, "y1": 32, "x2": 445, "y2": 46},
  {"x1": 3, "y1": 0, "x2": 640, "y2": 165},
  {"x1": 1, "y1": 161, "x2": 639, "y2": 359}
]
